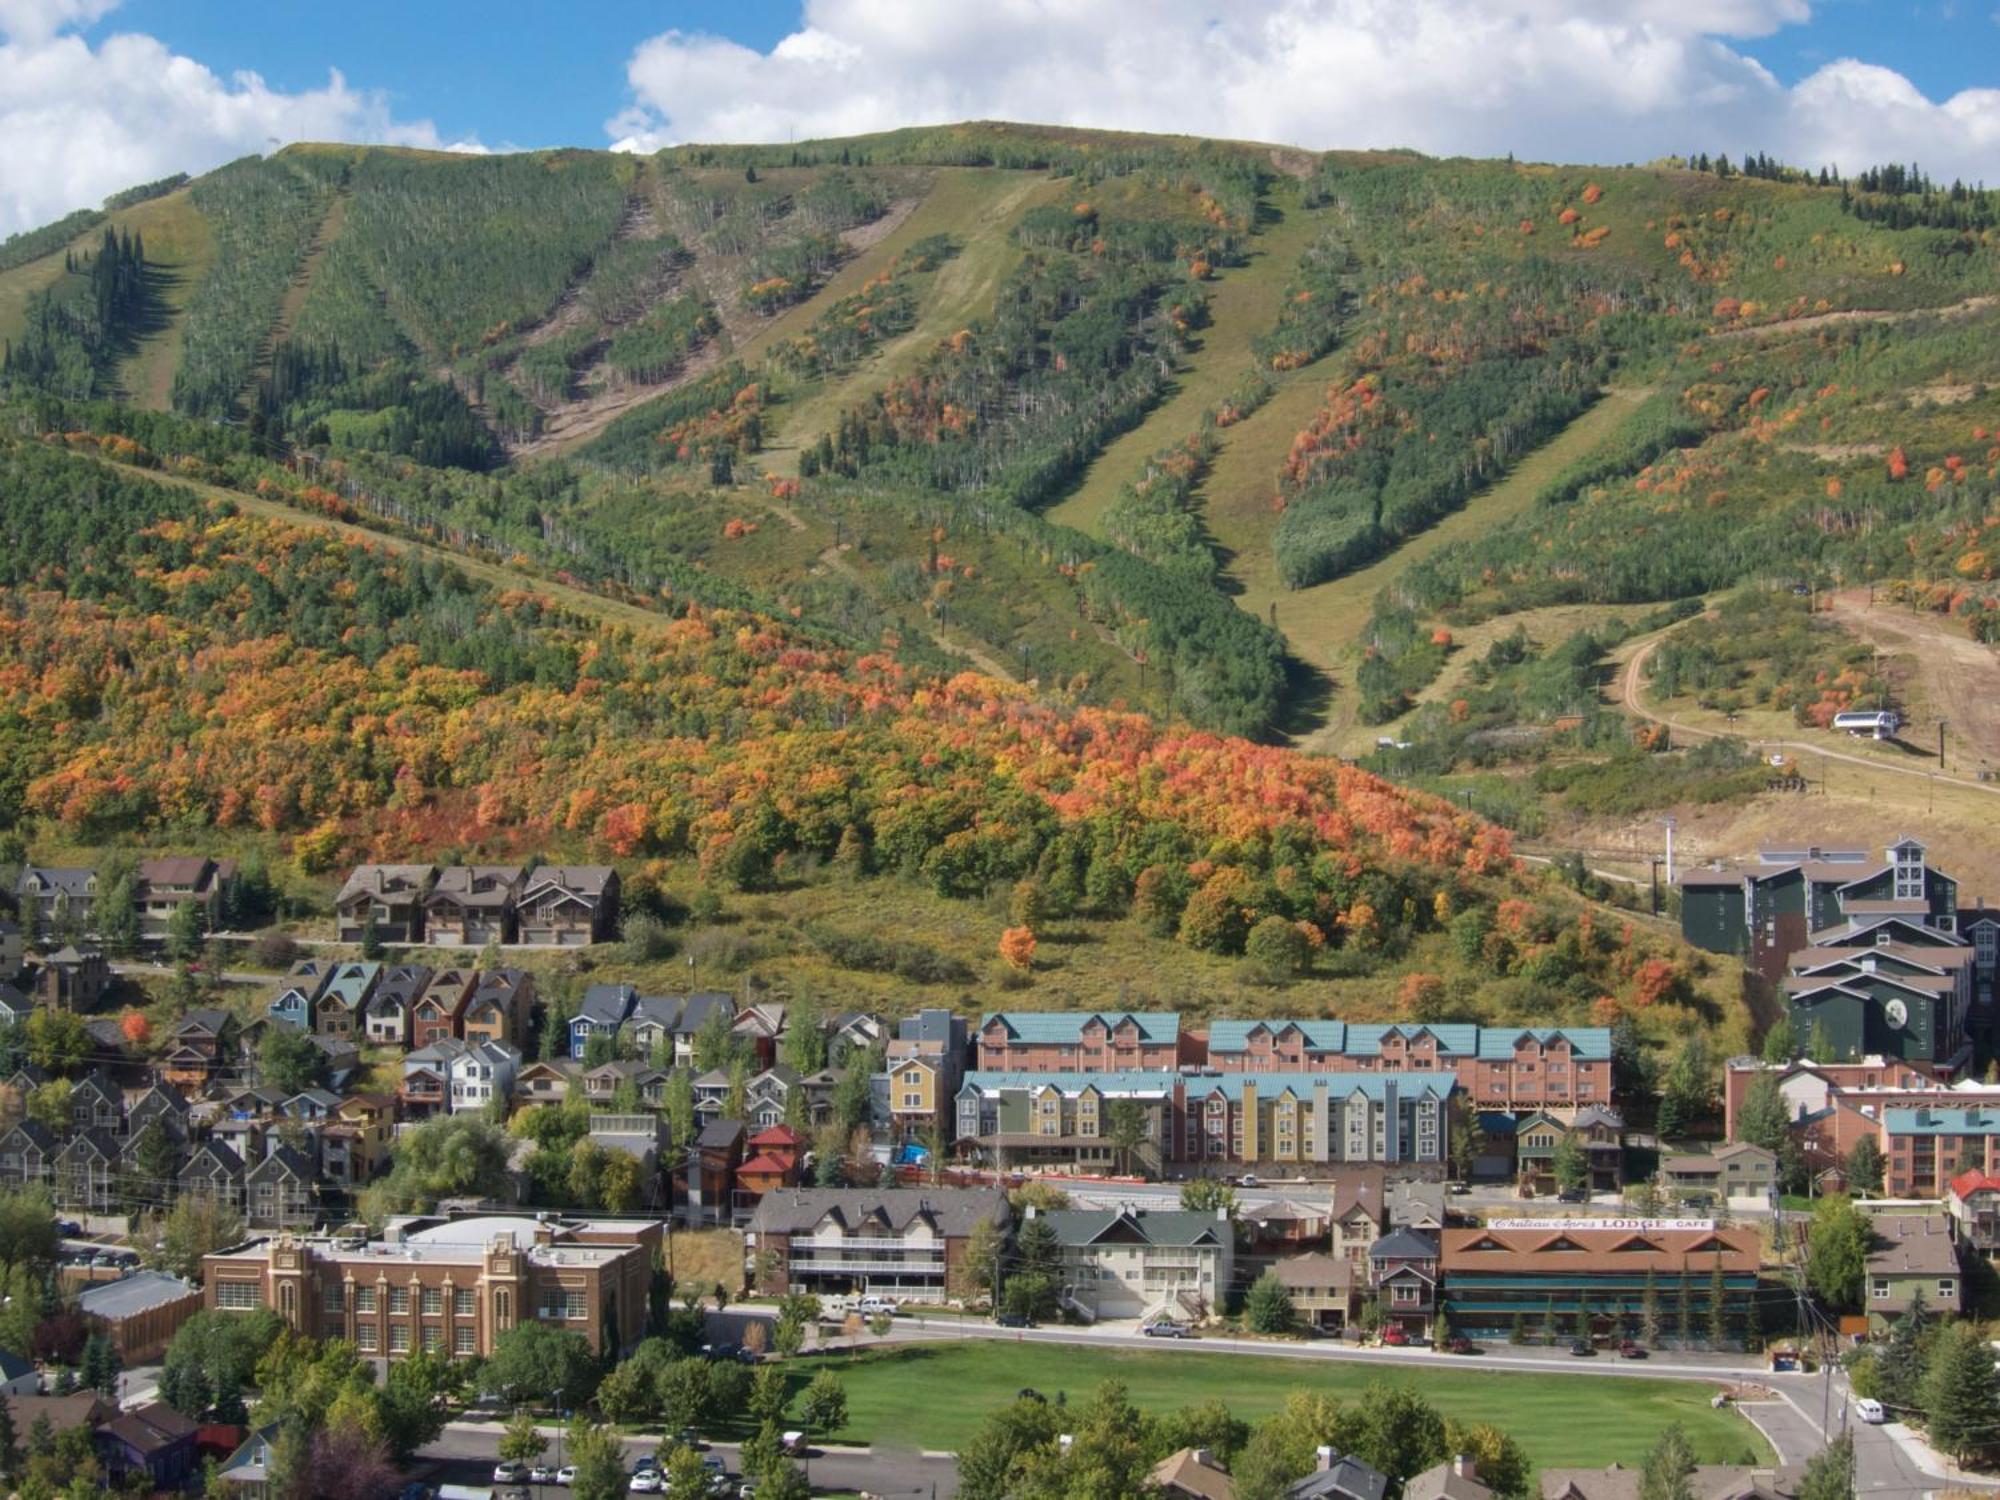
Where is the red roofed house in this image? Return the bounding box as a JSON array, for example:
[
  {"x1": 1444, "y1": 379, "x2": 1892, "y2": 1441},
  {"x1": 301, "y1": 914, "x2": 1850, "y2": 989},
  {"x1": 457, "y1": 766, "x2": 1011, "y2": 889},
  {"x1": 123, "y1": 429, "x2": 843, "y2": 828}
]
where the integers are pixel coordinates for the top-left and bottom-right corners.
[
  {"x1": 735, "y1": 1125, "x2": 806, "y2": 1203},
  {"x1": 1948, "y1": 1170, "x2": 2000, "y2": 1261}
]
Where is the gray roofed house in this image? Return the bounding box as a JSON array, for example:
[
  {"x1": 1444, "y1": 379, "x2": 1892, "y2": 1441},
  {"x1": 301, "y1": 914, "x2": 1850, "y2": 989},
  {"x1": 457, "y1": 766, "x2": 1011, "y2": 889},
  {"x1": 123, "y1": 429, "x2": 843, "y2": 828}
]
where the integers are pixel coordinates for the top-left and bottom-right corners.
[
  {"x1": 424, "y1": 864, "x2": 526, "y2": 947},
  {"x1": 1038, "y1": 1206, "x2": 1234, "y2": 1324},
  {"x1": 0, "y1": 981, "x2": 30, "y2": 1027},
  {"x1": 517, "y1": 864, "x2": 621, "y2": 945},
  {"x1": 245, "y1": 1143, "x2": 317, "y2": 1228},
  {"x1": 748, "y1": 1185, "x2": 1011, "y2": 1301},
  {"x1": 570, "y1": 983, "x2": 637, "y2": 1059},
  {"x1": 1540, "y1": 1467, "x2": 1798, "y2": 1500},
  {"x1": 364, "y1": 963, "x2": 434, "y2": 1046},
  {"x1": 14, "y1": 866, "x2": 98, "y2": 936},
  {"x1": 1288, "y1": 1449, "x2": 1390, "y2": 1500},
  {"x1": 181, "y1": 1138, "x2": 245, "y2": 1210},
  {"x1": 0, "y1": 1346, "x2": 35, "y2": 1396},
  {"x1": 335, "y1": 864, "x2": 436, "y2": 944}
]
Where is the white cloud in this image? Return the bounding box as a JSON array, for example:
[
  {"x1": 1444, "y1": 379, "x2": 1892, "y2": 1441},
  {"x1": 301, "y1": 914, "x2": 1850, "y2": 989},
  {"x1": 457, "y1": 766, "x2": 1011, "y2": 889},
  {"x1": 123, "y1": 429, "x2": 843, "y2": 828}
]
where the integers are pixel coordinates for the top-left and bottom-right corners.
[
  {"x1": 608, "y1": 0, "x2": 2000, "y2": 183},
  {"x1": 0, "y1": 2, "x2": 478, "y2": 237}
]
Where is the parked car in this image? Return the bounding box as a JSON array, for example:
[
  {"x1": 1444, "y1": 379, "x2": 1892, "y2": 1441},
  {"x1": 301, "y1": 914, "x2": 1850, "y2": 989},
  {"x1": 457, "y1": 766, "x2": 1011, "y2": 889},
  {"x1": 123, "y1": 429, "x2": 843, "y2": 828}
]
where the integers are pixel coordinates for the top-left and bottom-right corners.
[
  {"x1": 856, "y1": 1296, "x2": 900, "y2": 1317},
  {"x1": 1556, "y1": 1186, "x2": 1589, "y2": 1204},
  {"x1": 556, "y1": 1468, "x2": 577, "y2": 1486},
  {"x1": 530, "y1": 1465, "x2": 558, "y2": 1484},
  {"x1": 1447, "y1": 1182, "x2": 1472, "y2": 1196},
  {"x1": 1568, "y1": 1339, "x2": 1596, "y2": 1357},
  {"x1": 1618, "y1": 1340, "x2": 1649, "y2": 1359},
  {"x1": 1854, "y1": 1398, "x2": 1887, "y2": 1425},
  {"x1": 1143, "y1": 1321, "x2": 1193, "y2": 1339},
  {"x1": 628, "y1": 1474, "x2": 663, "y2": 1495},
  {"x1": 675, "y1": 1428, "x2": 701, "y2": 1451},
  {"x1": 633, "y1": 1455, "x2": 661, "y2": 1474},
  {"x1": 995, "y1": 1311, "x2": 1033, "y2": 1328},
  {"x1": 702, "y1": 1341, "x2": 742, "y2": 1362},
  {"x1": 494, "y1": 1462, "x2": 529, "y2": 1485},
  {"x1": 780, "y1": 1431, "x2": 808, "y2": 1454},
  {"x1": 1444, "y1": 1336, "x2": 1477, "y2": 1355},
  {"x1": 1380, "y1": 1326, "x2": 1409, "y2": 1346},
  {"x1": 1239, "y1": 1174, "x2": 1261, "y2": 1188}
]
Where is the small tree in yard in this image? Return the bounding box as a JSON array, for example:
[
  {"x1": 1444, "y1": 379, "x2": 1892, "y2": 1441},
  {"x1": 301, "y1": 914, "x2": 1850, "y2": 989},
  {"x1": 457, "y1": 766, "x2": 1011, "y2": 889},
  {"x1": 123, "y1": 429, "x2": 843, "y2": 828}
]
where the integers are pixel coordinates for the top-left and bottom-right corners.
[
  {"x1": 500, "y1": 1409, "x2": 547, "y2": 1464},
  {"x1": 566, "y1": 1420, "x2": 625, "y2": 1500},
  {"x1": 1874, "y1": 1287, "x2": 1932, "y2": 1414},
  {"x1": 1551, "y1": 1132, "x2": 1589, "y2": 1195},
  {"x1": 1639, "y1": 1424, "x2": 1697, "y2": 1500},
  {"x1": 1640, "y1": 1267, "x2": 1661, "y2": 1346},
  {"x1": 1243, "y1": 1271, "x2": 1295, "y2": 1334},
  {"x1": 799, "y1": 1370, "x2": 848, "y2": 1435},
  {"x1": 1105, "y1": 1099, "x2": 1149, "y2": 1177},
  {"x1": 1846, "y1": 1136, "x2": 1884, "y2": 1196},
  {"x1": 1795, "y1": 1433, "x2": 1852, "y2": 1500}
]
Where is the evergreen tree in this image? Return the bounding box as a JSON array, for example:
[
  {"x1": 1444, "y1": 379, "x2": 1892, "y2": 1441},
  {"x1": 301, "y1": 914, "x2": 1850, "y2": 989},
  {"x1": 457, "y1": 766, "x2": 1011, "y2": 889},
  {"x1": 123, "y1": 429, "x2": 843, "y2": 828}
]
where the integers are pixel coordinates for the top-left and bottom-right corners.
[
  {"x1": 1706, "y1": 1261, "x2": 1727, "y2": 1348},
  {"x1": 1924, "y1": 1323, "x2": 2000, "y2": 1466},
  {"x1": 0, "y1": 1391, "x2": 16, "y2": 1482},
  {"x1": 1675, "y1": 1271, "x2": 1691, "y2": 1345},
  {"x1": 1640, "y1": 1267, "x2": 1661, "y2": 1346},
  {"x1": 1875, "y1": 1287, "x2": 1933, "y2": 1414},
  {"x1": 1760, "y1": 1019, "x2": 1796, "y2": 1065},
  {"x1": 1735, "y1": 1074, "x2": 1789, "y2": 1151}
]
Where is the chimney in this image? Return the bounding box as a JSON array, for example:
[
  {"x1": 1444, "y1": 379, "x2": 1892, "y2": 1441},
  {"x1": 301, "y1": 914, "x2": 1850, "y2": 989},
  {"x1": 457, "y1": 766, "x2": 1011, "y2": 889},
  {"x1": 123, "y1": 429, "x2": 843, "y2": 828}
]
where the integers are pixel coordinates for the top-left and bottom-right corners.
[
  {"x1": 1193, "y1": 1449, "x2": 1214, "y2": 1469},
  {"x1": 1454, "y1": 1455, "x2": 1479, "y2": 1480},
  {"x1": 1316, "y1": 1446, "x2": 1336, "y2": 1472}
]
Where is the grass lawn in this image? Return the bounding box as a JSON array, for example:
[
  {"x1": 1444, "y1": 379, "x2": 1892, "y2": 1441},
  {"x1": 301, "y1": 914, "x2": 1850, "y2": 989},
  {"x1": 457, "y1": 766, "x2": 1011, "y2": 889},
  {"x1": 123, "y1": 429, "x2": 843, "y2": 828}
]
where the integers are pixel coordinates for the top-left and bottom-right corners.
[{"x1": 781, "y1": 1341, "x2": 1772, "y2": 1469}]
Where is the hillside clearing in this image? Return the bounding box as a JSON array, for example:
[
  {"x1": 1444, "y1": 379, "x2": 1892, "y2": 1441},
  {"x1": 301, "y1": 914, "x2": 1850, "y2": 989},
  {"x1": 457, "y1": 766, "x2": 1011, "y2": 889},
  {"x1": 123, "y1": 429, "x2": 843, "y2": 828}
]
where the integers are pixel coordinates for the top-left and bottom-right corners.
[{"x1": 1044, "y1": 182, "x2": 1325, "y2": 535}]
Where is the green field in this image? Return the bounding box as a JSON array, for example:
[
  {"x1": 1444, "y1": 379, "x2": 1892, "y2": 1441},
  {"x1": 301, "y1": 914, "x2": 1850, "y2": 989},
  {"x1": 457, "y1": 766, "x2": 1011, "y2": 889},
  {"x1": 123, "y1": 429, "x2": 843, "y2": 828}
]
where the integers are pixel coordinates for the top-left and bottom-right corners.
[{"x1": 782, "y1": 1341, "x2": 1772, "y2": 1468}]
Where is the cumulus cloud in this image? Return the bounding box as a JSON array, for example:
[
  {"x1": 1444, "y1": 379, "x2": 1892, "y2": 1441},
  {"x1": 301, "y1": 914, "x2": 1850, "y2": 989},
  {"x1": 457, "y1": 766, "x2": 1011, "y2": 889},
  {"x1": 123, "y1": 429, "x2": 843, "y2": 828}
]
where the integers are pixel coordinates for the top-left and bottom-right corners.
[
  {"x1": 608, "y1": 0, "x2": 2000, "y2": 183},
  {"x1": 0, "y1": 1, "x2": 477, "y2": 237}
]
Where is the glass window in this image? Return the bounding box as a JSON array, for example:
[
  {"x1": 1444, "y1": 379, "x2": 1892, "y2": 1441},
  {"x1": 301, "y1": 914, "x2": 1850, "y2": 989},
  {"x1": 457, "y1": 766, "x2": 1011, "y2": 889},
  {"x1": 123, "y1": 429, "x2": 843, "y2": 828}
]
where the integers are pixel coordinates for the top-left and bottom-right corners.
[
  {"x1": 356, "y1": 1325, "x2": 378, "y2": 1353},
  {"x1": 390, "y1": 1325, "x2": 410, "y2": 1352},
  {"x1": 322, "y1": 1284, "x2": 345, "y2": 1314},
  {"x1": 455, "y1": 1326, "x2": 477, "y2": 1355},
  {"x1": 390, "y1": 1287, "x2": 410, "y2": 1315},
  {"x1": 454, "y1": 1289, "x2": 474, "y2": 1317},
  {"x1": 422, "y1": 1326, "x2": 443, "y2": 1351},
  {"x1": 355, "y1": 1287, "x2": 376, "y2": 1314},
  {"x1": 421, "y1": 1287, "x2": 442, "y2": 1316},
  {"x1": 217, "y1": 1280, "x2": 261, "y2": 1310}
]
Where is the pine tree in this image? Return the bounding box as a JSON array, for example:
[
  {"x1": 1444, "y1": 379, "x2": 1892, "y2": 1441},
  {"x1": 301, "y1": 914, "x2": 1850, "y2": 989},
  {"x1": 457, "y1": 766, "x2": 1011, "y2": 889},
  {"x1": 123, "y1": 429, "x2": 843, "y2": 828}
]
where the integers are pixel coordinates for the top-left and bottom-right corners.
[
  {"x1": 1875, "y1": 1287, "x2": 1933, "y2": 1413},
  {"x1": 0, "y1": 1391, "x2": 18, "y2": 1482},
  {"x1": 1924, "y1": 1323, "x2": 2000, "y2": 1466},
  {"x1": 1641, "y1": 1268, "x2": 1661, "y2": 1346},
  {"x1": 1706, "y1": 1260, "x2": 1727, "y2": 1349},
  {"x1": 1676, "y1": 1270, "x2": 1692, "y2": 1345}
]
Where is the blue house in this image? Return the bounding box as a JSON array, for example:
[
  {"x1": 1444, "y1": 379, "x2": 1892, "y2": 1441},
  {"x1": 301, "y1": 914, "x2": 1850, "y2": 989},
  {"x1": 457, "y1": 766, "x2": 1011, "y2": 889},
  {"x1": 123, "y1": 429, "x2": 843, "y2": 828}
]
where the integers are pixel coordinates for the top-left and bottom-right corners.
[
  {"x1": 571, "y1": 983, "x2": 637, "y2": 1059},
  {"x1": 266, "y1": 959, "x2": 335, "y2": 1033}
]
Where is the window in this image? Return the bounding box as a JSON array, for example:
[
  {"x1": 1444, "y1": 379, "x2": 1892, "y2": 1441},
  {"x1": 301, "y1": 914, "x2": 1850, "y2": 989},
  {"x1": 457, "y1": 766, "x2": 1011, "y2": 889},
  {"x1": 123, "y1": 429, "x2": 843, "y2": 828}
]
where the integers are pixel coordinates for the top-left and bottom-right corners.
[
  {"x1": 355, "y1": 1287, "x2": 376, "y2": 1313},
  {"x1": 1872, "y1": 1278, "x2": 1891, "y2": 1299},
  {"x1": 356, "y1": 1325, "x2": 378, "y2": 1353},
  {"x1": 322, "y1": 1284, "x2": 345, "y2": 1314},
  {"x1": 454, "y1": 1289, "x2": 474, "y2": 1317},
  {"x1": 495, "y1": 1289, "x2": 512, "y2": 1330},
  {"x1": 1940, "y1": 1279, "x2": 1957, "y2": 1300},
  {"x1": 455, "y1": 1326, "x2": 476, "y2": 1356},
  {"x1": 390, "y1": 1287, "x2": 410, "y2": 1315},
  {"x1": 390, "y1": 1325, "x2": 410, "y2": 1352},
  {"x1": 217, "y1": 1280, "x2": 261, "y2": 1310},
  {"x1": 422, "y1": 1326, "x2": 443, "y2": 1351},
  {"x1": 421, "y1": 1287, "x2": 442, "y2": 1317}
]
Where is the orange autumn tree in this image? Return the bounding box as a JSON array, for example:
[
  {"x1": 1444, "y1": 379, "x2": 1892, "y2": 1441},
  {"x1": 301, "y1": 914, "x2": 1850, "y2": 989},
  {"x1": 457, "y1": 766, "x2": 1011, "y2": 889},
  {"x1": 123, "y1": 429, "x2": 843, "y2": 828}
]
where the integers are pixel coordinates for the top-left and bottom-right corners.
[{"x1": 998, "y1": 926, "x2": 1037, "y2": 971}]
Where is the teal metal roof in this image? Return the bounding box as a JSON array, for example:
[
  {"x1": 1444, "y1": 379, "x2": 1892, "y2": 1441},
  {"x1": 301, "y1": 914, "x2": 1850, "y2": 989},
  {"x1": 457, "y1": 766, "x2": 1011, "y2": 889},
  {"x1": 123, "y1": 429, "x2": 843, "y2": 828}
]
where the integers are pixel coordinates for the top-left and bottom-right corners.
[
  {"x1": 1205, "y1": 1020, "x2": 1607, "y2": 1061},
  {"x1": 1886, "y1": 1107, "x2": 2000, "y2": 1136},
  {"x1": 959, "y1": 1070, "x2": 1177, "y2": 1097},
  {"x1": 979, "y1": 1011, "x2": 1180, "y2": 1045},
  {"x1": 1182, "y1": 1072, "x2": 1456, "y2": 1103}
]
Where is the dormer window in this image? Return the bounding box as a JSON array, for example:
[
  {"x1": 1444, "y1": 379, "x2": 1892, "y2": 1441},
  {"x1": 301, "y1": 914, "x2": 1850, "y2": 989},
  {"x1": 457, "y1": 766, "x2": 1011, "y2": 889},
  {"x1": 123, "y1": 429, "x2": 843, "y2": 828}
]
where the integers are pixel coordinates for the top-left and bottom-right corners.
[{"x1": 1894, "y1": 845, "x2": 1926, "y2": 901}]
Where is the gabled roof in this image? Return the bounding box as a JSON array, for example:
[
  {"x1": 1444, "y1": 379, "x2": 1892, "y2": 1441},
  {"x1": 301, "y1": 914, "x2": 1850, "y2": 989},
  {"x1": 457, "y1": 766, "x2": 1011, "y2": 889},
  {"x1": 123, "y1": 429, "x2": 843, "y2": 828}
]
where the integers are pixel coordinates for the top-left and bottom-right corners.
[
  {"x1": 15, "y1": 866, "x2": 95, "y2": 896},
  {"x1": 99, "y1": 1400, "x2": 198, "y2": 1457},
  {"x1": 960, "y1": 1069, "x2": 1177, "y2": 1098},
  {"x1": 1270, "y1": 1252, "x2": 1356, "y2": 1289},
  {"x1": 1041, "y1": 1208, "x2": 1228, "y2": 1249},
  {"x1": 978, "y1": 1011, "x2": 1180, "y2": 1046},
  {"x1": 575, "y1": 983, "x2": 637, "y2": 1025},
  {"x1": 335, "y1": 864, "x2": 435, "y2": 905},
  {"x1": 1866, "y1": 1212, "x2": 1960, "y2": 1275},
  {"x1": 1950, "y1": 1169, "x2": 2000, "y2": 1200},
  {"x1": 1183, "y1": 1072, "x2": 1458, "y2": 1104},
  {"x1": 248, "y1": 1143, "x2": 316, "y2": 1181},
  {"x1": 79, "y1": 1271, "x2": 199, "y2": 1320},
  {"x1": 1369, "y1": 1227, "x2": 1439, "y2": 1262},
  {"x1": 747, "y1": 1187, "x2": 1009, "y2": 1238},
  {"x1": 520, "y1": 865, "x2": 616, "y2": 899},
  {"x1": 427, "y1": 864, "x2": 525, "y2": 909},
  {"x1": 170, "y1": 1007, "x2": 234, "y2": 1038}
]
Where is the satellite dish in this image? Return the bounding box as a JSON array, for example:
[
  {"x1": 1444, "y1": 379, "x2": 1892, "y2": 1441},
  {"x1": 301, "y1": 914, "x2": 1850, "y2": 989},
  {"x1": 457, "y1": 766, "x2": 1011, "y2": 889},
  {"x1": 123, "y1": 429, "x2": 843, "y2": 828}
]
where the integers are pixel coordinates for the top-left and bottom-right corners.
[{"x1": 1884, "y1": 998, "x2": 1908, "y2": 1030}]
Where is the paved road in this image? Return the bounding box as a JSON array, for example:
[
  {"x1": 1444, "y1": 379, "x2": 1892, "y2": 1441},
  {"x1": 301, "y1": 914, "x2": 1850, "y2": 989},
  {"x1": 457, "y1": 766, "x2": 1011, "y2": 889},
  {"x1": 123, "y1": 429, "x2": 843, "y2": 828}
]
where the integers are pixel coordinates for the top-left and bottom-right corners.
[{"x1": 418, "y1": 1419, "x2": 957, "y2": 1499}]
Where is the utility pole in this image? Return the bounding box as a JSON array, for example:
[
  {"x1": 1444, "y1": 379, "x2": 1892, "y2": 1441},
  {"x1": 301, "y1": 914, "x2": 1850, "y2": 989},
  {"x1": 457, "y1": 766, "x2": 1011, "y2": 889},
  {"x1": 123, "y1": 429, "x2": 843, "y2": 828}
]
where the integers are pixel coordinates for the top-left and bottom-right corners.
[
  {"x1": 1659, "y1": 816, "x2": 1678, "y2": 886},
  {"x1": 1650, "y1": 859, "x2": 1663, "y2": 918},
  {"x1": 1939, "y1": 718, "x2": 1948, "y2": 772}
]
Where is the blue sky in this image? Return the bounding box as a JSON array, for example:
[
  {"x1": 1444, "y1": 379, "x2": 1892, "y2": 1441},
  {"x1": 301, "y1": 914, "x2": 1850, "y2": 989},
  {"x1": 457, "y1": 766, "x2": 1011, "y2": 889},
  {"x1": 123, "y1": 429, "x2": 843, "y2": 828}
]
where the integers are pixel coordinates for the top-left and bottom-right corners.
[
  {"x1": 1, "y1": 1, "x2": 1995, "y2": 237},
  {"x1": 91, "y1": 1, "x2": 1997, "y2": 155}
]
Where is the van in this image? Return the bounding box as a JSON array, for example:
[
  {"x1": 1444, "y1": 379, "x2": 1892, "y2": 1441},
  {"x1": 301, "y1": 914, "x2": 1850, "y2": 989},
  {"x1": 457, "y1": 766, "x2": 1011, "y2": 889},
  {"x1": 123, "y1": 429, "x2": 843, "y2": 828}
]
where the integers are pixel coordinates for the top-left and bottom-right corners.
[{"x1": 1854, "y1": 1397, "x2": 1886, "y2": 1425}]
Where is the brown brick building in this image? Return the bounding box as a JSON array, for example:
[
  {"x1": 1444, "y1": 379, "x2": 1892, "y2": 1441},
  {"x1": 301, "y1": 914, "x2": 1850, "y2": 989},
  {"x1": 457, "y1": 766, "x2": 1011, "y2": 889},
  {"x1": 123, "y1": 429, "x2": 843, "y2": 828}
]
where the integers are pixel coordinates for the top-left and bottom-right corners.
[{"x1": 201, "y1": 1215, "x2": 659, "y2": 1360}]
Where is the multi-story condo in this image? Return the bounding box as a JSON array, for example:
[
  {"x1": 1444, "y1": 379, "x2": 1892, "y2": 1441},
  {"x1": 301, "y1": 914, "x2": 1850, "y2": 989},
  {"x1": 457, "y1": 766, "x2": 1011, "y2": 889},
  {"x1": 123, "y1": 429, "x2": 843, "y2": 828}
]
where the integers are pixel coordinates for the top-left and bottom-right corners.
[
  {"x1": 747, "y1": 1188, "x2": 1010, "y2": 1304},
  {"x1": 1205, "y1": 1021, "x2": 1611, "y2": 1111},
  {"x1": 1882, "y1": 1105, "x2": 2000, "y2": 1197},
  {"x1": 1679, "y1": 836, "x2": 1960, "y2": 984},
  {"x1": 202, "y1": 1215, "x2": 659, "y2": 1359},
  {"x1": 515, "y1": 866, "x2": 621, "y2": 946},
  {"x1": 424, "y1": 866, "x2": 526, "y2": 947},
  {"x1": 1037, "y1": 1205, "x2": 1235, "y2": 1323},
  {"x1": 13, "y1": 867, "x2": 98, "y2": 938},
  {"x1": 1783, "y1": 938, "x2": 1974, "y2": 1071},
  {"x1": 976, "y1": 1011, "x2": 1182, "y2": 1073},
  {"x1": 955, "y1": 1070, "x2": 1455, "y2": 1174}
]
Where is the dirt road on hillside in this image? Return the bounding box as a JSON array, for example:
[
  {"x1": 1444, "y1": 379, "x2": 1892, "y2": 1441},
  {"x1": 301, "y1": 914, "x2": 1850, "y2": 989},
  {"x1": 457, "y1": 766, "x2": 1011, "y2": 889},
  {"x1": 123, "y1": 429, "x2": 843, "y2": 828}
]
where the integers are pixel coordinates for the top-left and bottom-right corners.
[{"x1": 1825, "y1": 589, "x2": 2000, "y2": 766}]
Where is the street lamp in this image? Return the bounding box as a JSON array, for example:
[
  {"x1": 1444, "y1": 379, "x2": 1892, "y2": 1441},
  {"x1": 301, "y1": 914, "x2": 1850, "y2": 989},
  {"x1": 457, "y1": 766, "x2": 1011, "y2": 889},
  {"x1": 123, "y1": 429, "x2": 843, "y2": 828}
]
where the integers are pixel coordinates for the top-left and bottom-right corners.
[{"x1": 552, "y1": 1387, "x2": 564, "y2": 1480}]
